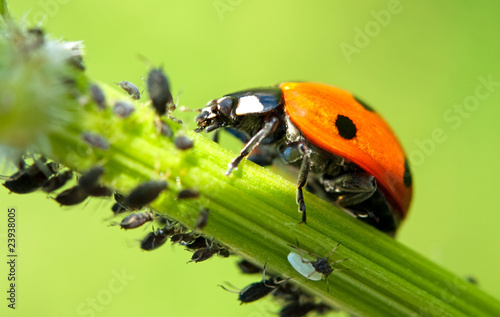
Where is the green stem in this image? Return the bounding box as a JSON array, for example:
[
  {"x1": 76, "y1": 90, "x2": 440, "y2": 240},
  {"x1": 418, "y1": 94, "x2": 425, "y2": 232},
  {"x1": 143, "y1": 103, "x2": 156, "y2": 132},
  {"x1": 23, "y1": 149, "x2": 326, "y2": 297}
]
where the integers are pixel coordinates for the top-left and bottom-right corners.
[{"x1": 1, "y1": 17, "x2": 500, "y2": 317}]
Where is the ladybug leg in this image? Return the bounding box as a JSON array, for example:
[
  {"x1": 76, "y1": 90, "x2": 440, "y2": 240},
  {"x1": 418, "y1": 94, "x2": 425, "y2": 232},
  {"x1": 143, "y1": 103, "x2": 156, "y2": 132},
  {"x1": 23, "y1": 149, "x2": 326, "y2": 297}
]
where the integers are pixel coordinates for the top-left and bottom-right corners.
[
  {"x1": 296, "y1": 141, "x2": 311, "y2": 224},
  {"x1": 225, "y1": 116, "x2": 279, "y2": 175},
  {"x1": 322, "y1": 172, "x2": 377, "y2": 208},
  {"x1": 279, "y1": 141, "x2": 311, "y2": 223}
]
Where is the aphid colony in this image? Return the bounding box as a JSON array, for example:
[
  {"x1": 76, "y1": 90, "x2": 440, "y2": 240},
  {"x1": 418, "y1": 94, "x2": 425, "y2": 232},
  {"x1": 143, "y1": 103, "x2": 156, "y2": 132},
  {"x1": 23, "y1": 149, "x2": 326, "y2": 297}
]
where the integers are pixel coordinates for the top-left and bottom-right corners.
[{"x1": 1, "y1": 65, "x2": 343, "y2": 317}]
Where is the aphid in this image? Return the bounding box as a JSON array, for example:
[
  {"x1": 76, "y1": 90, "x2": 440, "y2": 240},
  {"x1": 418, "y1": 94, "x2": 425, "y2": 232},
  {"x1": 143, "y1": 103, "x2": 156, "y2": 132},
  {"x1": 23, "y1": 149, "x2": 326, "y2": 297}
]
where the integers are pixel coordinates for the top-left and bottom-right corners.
[
  {"x1": 115, "y1": 81, "x2": 141, "y2": 100},
  {"x1": 237, "y1": 259, "x2": 261, "y2": 274},
  {"x1": 113, "y1": 101, "x2": 135, "y2": 118},
  {"x1": 147, "y1": 68, "x2": 173, "y2": 116},
  {"x1": 111, "y1": 202, "x2": 127, "y2": 215},
  {"x1": 42, "y1": 170, "x2": 73, "y2": 193},
  {"x1": 78, "y1": 166, "x2": 104, "y2": 192},
  {"x1": 288, "y1": 241, "x2": 347, "y2": 291},
  {"x1": 174, "y1": 135, "x2": 194, "y2": 150},
  {"x1": 195, "y1": 82, "x2": 412, "y2": 231},
  {"x1": 86, "y1": 185, "x2": 112, "y2": 197},
  {"x1": 158, "y1": 120, "x2": 173, "y2": 137},
  {"x1": 176, "y1": 189, "x2": 200, "y2": 200},
  {"x1": 220, "y1": 264, "x2": 287, "y2": 304},
  {"x1": 279, "y1": 302, "x2": 331, "y2": 317},
  {"x1": 184, "y1": 236, "x2": 210, "y2": 250},
  {"x1": 114, "y1": 192, "x2": 128, "y2": 207},
  {"x1": 119, "y1": 211, "x2": 154, "y2": 230},
  {"x1": 170, "y1": 233, "x2": 196, "y2": 245},
  {"x1": 3, "y1": 162, "x2": 58, "y2": 194},
  {"x1": 111, "y1": 193, "x2": 130, "y2": 214},
  {"x1": 194, "y1": 208, "x2": 209, "y2": 229},
  {"x1": 217, "y1": 248, "x2": 230, "y2": 258},
  {"x1": 82, "y1": 132, "x2": 110, "y2": 150},
  {"x1": 188, "y1": 239, "x2": 229, "y2": 263},
  {"x1": 140, "y1": 226, "x2": 174, "y2": 251},
  {"x1": 90, "y1": 84, "x2": 106, "y2": 110},
  {"x1": 55, "y1": 186, "x2": 89, "y2": 206},
  {"x1": 123, "y1": 180, "x2": 168, "y2": 209}
]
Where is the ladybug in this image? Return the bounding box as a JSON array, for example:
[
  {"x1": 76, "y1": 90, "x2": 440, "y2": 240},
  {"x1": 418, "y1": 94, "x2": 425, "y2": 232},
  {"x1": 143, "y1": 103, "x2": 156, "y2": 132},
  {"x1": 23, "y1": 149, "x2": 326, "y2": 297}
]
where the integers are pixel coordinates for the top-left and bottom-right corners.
[{"x1": 195, "y1": 82, "x2": 412, "y2": 234}]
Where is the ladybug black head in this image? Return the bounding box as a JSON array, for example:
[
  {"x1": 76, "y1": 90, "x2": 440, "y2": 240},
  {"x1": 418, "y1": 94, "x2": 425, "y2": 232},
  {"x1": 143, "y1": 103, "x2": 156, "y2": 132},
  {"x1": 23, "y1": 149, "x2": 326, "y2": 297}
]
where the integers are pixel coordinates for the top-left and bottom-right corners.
[{"x1": 195, "y1": 96, "x2": 237, "y2": 132}]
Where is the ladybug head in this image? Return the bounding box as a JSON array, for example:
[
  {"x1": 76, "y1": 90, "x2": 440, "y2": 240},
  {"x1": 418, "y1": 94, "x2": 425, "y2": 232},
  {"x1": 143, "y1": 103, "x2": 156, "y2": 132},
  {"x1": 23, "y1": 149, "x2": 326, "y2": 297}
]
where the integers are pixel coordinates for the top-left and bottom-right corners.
[{"x1": 195, "y1": 96, "x2": 237, "y2": 132}]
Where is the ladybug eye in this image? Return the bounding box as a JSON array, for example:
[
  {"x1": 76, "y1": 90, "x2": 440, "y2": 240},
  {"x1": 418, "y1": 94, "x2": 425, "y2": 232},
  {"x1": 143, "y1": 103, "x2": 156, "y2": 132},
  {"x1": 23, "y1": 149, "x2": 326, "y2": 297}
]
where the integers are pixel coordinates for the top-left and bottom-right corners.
[{"x1": 217, "y1": 96, "x2": 233, "y2": 117}]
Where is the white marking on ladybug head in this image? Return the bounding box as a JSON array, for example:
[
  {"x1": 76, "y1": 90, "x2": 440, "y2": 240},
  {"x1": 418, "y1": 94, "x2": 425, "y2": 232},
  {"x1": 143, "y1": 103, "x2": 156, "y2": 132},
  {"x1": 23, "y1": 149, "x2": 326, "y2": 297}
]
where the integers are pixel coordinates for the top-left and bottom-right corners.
[
  {"x1": 235, "y1": 95, "x2": 265, "y2": 115},
  {"x1": 287, "y1": 252, "x2": 322, "y2": 281}
]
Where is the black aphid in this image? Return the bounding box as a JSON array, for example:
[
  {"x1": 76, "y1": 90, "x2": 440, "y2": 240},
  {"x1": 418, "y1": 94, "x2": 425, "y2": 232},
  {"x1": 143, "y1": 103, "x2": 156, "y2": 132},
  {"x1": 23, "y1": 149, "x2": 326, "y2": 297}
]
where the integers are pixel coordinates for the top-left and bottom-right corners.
[
  {"x1": 174, "y1": 135, "x2": 194, "y2": 150},
  {"x1": 171, "y1": 233, "x2": 196, "y2": 245},
  {"x1": 3, "y1": 162, "x2": 58, "y2": 194},
  {"x1": 42, "y1": 170, "x2": 73, "y2": 193},
  {"x1": 140, "y1": 226, "x2": 174, "y2": 251},
  {"x1": 115, "y1": 81, "x2": 141, "y2": 100},
  {"x1": 113, "y1": 101, "x2": 135, "y2": 118},
  {"x1": 279, "y1": 302, "x2": 331, "y2": 317},
  {"x1": 220, "y1": 264, "x2": 287, "y2": 304},
  {"x1": 90, "y1": 84, "x2": 106, "y2": 110},
  {"x1": 185, "y1": 236, "x2": 210, "y2": 250},
  {"x1": 111, "y1": 202, "x2": 127, "y2": 215},
  {"x1": 237, "y1": 259, "x2": 261, "y2": 274},
  {"x1": 123, "y1": 180, "x2": 168, "y2": 209},
  {"x1": 86, "y1": 185, "x2": 112, "y2": 197},
  {"x1": 78, "y1": 166, "x2": 104, "y2": 192},
  {"x1": 177, "y1": 189, "x2": 200, "y2": 200},
  {"x1": 188, "y1": 239, "x2": 229, "y2": 263},
  {"x1": 82, "y1": 132, "x2": 110, "y2": 150},
  {"x1": 195, "y1": 208, "x2": 209, "y2": 229},
  {"x1": 147, "y1": 68, "x2": 172, "y2": 116},
  {"x1": 55, "y1": 186, "x2": 89, "y2": 206}
]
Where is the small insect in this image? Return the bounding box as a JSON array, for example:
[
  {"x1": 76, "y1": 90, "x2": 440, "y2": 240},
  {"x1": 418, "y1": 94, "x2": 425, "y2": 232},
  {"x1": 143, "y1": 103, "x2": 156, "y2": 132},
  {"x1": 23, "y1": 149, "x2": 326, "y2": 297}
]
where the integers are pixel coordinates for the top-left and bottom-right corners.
[
  {"x1": 278, "y1": 301, "x2": 331, "y2": 317},
  {"x1": 78, "y1": 166, "x2": 104, "y2": 192},
  {"x1": 86, "y1": 185, "x2": 113, "y2": 197},
  {"x1": 171, "y1": 233, "x2": 196, "y2": 245},
  {"x1": 176, "y1": 189, "x2": 200, "y2": 200},
  {"x1": 119, "y1": 211, "x2": 154, "y2": 230},
  {"x1": 115, "y1": 81, "x2": 141, "y2": 100},
  {"x1": 195, "y1": 82, "x2": 412, "y2": 232},
  {"x1": 111, "y1": 202, "x2": 127, "y2": 215},
  {"x1": 174, "y1": 135, "x2": 194, "y2": 150},
  {"x1": 237, "y1": 259, "x2": 261, "y2": 274},
  {"x1": 90, "y1": 84, "x2": 106, "y2": 110},
  {"x1": 220, "y1": 264, "x2": 288, "y2": 304},
  {"x1": 158, "y1": 120, "x2": 173, "y2": 137},
  {"x1": 3, "y1": 162, "x2": 58, "y2": 194},
  {"x1": 188, "y1": 239, "x2": 229, "y2": 263},
  {"x1": 140, "y1": 226, "x2": 174, "y2": 251},
  {"x1": 82, "y1": 132, "x2": 110, "y2": 150},
  {"x1": 147, "y1": 68, "x2": 173, "y2": 116},
  {"x1": 113, "y1": 101, "x2": 135, "y2": 118},
  {"x1": 42, "y1": 170, "x2": 73, "y2": 193},
  {"x1": 194, "y1": 208, "x2": 209, "y2": 229},
  {"x1": 111, "y1": 193, "x2": 129, "y2": 214},
  {"x1": 287, "y1": 241, "x2": 347, "y2": 291},
  {"x1": 184, "y1": 236, "x2": 210, "y2": 250},
  {"x1": 123, "y1": 180, "x2": 168, "y2": 210},
  {"x1": 55, "y1": 186, "x2": 89, "y2": 206}
]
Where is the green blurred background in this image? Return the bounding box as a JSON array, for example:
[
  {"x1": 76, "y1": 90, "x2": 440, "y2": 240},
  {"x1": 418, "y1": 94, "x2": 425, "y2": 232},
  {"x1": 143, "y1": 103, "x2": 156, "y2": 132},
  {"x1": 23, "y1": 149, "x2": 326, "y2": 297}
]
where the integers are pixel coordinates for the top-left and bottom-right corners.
[{"x1": 2, "y1": 1, "x2": 500, "y2": 316}]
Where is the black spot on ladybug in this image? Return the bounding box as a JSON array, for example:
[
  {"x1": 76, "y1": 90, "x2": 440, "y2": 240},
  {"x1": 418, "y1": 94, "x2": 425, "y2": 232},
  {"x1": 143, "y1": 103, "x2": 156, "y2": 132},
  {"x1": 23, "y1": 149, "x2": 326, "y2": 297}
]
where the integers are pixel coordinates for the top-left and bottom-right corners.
[
  {"x1": 403, "y1": 159, "x2": 412, "y2": 187},
  {"x1": 353, "y1": 96, "x2": 375, "y2": 112},
  {"x1": 335, "y1": 115, "x2": 357, "y2": 140}
]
